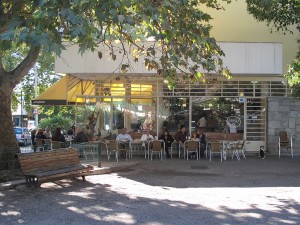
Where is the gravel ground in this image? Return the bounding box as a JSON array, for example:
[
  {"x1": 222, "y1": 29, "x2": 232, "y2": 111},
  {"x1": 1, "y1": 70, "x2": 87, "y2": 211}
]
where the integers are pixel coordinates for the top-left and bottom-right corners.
[{"x1": 1, "y1": 156, "x2": 300, "y2": 225}]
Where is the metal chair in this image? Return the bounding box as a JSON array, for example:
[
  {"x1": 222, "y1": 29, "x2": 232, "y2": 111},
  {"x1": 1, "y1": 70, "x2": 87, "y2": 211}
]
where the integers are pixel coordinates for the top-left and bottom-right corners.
[
  {"x1": 51, "y1": 141, "x2": 61, "y2": 149},
  {"x1": 35, "y1": 138, "x2": 45, "y2": 151},
  {"x1": 224, "y1": 141, "x2": 240, "y2": 161},
  {"x1": 236, "y1": 140, "x2": 246, "y2": 159},
  {"x1": 170, "y1": 141, "x2": 179, "y2": 159},
  {"x1": 209, "y1": 141, "x2": 223, "y2": 162},
  {"x1": 83, "y1": 142, "x2": 98, "y2": 160},
  {"x1": 108, "y1": 140, "x2": 128, "y2": 162},
  {"x1": 148, "y1": 140, "x2": 165, "y2": 161},
  {"x1": 278, "y1": 131, "x2": 293, "y2": 158},
  {"x1": 184, "y1": 140, "x2": 199, "y2": 160},
  {"x1": 43, "y1": 139, "x2": 51, "y2": 150},
  {"x1": 98, "y1": 140, "x2": 110, "y2": 161}
]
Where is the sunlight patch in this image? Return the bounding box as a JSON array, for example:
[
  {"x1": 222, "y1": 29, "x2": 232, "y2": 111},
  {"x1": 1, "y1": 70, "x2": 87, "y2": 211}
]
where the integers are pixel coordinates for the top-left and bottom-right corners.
[
  {"x1": 103, "y1": 213, "x2": 135, "y2": 224},
  {"x1": 1, "y1": 210, "x2": 21, "y2": 216}
]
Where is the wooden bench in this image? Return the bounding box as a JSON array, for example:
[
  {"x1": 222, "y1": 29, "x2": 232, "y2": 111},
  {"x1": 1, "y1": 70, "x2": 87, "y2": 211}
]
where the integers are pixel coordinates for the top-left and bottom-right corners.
[{"x1": 17, "y1": 148, "x2": 94, "y2": 187}]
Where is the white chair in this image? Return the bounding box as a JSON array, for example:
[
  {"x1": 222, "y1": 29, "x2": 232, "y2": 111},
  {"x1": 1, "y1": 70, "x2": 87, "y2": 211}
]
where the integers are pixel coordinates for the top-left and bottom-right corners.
[
  {"x1": 184, "y1": 140, "x2": 199, "y2": 160},
  {"x1": 224, "y1": 141, "x2": 240, "y2": 161},
  {"x1": 148, "y1": 140, "x2": 165, "y2": 161},
  {"x1": 236, "y1": 140, "x2": 246, "y2": 159}
]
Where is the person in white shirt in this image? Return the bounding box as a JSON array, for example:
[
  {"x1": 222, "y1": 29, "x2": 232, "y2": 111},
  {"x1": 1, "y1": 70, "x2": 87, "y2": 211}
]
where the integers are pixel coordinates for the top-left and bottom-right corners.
[
  {"x1": 116, "y1": 128, "x2": 133, "y2": 142},
  {"x1": 140, "y1": 129, "x2": 154, "y2": 147}
]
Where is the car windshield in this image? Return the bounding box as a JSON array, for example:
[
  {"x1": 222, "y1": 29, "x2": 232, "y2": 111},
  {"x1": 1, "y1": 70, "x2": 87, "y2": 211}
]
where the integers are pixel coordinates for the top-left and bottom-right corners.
[{"x1": 14, "y1": 128, "x2": 23, "y2": 134}]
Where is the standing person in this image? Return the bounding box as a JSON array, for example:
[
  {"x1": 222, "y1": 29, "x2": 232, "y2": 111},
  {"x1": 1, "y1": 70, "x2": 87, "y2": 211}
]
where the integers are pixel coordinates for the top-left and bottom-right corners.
[
  {"x1": 175, "y1": 125, "x2": 189, "y2": 158},
  {"x1": 159, "y1": 129, "x2": 174, "y2": 158},
  {"x1": 197, "y1": 116, "x2": 207, "y2": 130},
  {"x1": 43, "y1": 127, "x2": 52, "y2": 139}
]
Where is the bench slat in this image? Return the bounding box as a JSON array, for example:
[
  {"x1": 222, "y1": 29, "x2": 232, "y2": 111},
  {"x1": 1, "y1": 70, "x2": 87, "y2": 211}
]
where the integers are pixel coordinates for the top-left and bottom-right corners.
[{"x1": 17, "y1": 148, "x2": 94, "y2": 187}]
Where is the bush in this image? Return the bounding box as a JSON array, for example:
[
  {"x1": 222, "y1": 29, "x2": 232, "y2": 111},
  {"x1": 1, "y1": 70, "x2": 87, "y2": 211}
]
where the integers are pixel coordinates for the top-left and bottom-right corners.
[{"x1": 38, "y1": 115, "x2": 73, "y2": 132}]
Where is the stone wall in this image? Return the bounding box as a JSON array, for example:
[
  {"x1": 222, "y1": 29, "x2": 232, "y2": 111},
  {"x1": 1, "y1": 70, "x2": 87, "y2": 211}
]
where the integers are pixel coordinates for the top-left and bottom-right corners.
[{"x1": 267, "y1": 97, "x2": 300, "y2": 154}]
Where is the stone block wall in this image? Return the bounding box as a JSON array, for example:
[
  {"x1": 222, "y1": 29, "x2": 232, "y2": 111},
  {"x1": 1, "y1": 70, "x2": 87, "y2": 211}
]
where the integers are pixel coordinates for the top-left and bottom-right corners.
[{"x1": 267, "y1": 97, "x2": 300, "y2": 154}]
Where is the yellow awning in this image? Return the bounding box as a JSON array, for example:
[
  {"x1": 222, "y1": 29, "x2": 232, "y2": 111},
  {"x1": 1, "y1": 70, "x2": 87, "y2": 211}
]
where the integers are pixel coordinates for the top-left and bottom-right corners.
[
  {"x1": 32, "y1": 75, "x2": 95, "y2": 105},
  {"x1": 32, "y1": 75, "x2": 154, "y2": 105}
]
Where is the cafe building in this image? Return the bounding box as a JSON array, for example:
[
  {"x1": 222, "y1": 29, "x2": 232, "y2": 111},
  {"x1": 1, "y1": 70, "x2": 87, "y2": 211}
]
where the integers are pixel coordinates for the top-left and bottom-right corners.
[{"x1": 33, "y1": 2, "x2": 299, "y2": 154}]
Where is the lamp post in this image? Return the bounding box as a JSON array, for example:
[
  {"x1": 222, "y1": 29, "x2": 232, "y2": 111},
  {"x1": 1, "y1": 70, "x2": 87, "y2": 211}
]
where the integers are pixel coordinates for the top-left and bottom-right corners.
[
  {"x1": 20, "y1": 90, "x2": 23, "y2": 127},
  {"x1": 34, "y1": 67, "x2": 38, "y2": 128}
]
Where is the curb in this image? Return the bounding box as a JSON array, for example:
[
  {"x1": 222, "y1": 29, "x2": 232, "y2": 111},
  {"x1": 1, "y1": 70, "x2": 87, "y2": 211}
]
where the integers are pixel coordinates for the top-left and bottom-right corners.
[{"x1": 0, "y1": 162, "x2": 140, "y2": 191}]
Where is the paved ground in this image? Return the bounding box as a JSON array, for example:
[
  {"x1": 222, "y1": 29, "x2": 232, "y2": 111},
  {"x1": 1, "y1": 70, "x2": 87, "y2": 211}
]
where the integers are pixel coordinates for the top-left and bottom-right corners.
[{"x1": 1, "y1": 155, "x2": 300, "y2": 225}]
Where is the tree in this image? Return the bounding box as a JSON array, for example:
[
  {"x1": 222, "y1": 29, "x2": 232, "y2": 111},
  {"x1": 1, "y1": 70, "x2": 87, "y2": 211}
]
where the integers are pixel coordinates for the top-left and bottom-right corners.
[
  {"x1": 0, "y1": 0, "x2": 231, "y2": 169},
  {"x1": 246, "y1": 0, "x2": 300, "y2": 93}
]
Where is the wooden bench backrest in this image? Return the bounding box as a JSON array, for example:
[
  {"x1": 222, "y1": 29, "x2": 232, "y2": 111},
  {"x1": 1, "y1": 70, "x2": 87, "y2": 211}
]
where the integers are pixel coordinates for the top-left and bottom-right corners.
[{"x1": 17, "y1": 148, "x2": 80, "y2": 173}]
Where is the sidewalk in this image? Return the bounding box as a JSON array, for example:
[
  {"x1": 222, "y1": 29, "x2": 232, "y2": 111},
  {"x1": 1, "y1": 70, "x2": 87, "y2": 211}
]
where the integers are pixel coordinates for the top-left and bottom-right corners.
[{"x1": 1, "y1": 153, "x2": 299, "y2": 190}]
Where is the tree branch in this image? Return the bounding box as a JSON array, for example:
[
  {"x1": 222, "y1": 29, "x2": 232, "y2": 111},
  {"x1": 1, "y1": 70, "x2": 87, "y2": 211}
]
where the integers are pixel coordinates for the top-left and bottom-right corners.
[{"x1": 10, "y1": 45, "x2": 41, "y2": 86}]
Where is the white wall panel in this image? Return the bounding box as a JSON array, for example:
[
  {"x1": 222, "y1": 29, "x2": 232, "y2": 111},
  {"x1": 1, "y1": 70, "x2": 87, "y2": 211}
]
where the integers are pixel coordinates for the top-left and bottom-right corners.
[{"x1": 55, "y1": 42, "x2": 283, "y2": 75}]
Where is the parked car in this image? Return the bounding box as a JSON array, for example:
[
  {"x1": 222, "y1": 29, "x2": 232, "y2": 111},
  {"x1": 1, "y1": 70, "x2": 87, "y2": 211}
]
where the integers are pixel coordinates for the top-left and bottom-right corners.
[{"x1": 14, "y1": 127, "x2": 31, "y2": 146}]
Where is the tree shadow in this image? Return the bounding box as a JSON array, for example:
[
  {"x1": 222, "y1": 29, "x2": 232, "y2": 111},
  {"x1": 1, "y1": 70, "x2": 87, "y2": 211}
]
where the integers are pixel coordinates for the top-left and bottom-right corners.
[{"x1": 0, "y1": 178, "x2": 300, "y2": 225}]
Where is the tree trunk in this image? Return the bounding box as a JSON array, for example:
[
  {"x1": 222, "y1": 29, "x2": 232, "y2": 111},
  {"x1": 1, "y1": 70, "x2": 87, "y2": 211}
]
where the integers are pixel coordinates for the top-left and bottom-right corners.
[
  {"x1": 0, "y1": 45, "x2": 41, "y2": 170},
  {"x1": 0, "y1": 73, "x2": 20, "y2": 170}
]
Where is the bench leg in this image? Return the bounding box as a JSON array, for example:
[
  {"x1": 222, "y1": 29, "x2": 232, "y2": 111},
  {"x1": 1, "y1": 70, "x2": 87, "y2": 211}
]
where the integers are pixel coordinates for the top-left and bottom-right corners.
[
  {"x1": 81, "y1": 175, "x2": 86, "y2": 181},
  {"x1": 26, "y1": 176, "x2": 40, "y2": 187}
]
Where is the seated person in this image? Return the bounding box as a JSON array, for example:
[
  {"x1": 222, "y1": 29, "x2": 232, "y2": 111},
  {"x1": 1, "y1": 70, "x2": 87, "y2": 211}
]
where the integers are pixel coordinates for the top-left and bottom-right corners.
[
  {"x1": 35, "y1": 128, "x2": 47, "y2": 140},
  {"x1": 51, "y1": 127, "x2": 66, "y2": 147},
  {"x1": 74, "y1": 128, "x2": 89, "y2": 143},
  {"x1": 43, "y1": 127, "x2": 52, "y2": 139},
  {"x1": 140, "y1": 129, "x2": 154, "y2": 147},
  {"x1": 196, "y1": 128, "x2": 207, "y2": 157},
  {"x1": 116, "y1": 128, "x2": 133, "y2": 157},
  {"x1": 159, "y1": 129, "x2": 174, "y2": 158},
  {"x1": 34, "y1": 128, "x2": 47, "y2": 149},
  {"x1": 174, "y1": 125, "x2": 189, "y2": 158},
  {"x1": 116, "y1": 127, "x2": 133, "y2": 142},
  {"x1": 191, "y1": 131, "x2": 199, "y2": 141}
]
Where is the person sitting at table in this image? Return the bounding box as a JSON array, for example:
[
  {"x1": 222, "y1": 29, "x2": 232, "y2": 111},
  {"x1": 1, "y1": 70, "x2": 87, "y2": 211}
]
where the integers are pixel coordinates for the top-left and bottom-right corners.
[
  {"x1": 35, "y1": 128, "x2": 47, "y2": 149},
  {"x1": 159, "y1": 129, "x2": 174, "y2": 158},
  {"x1": 196, "y1": 128, "x2": 207, "y2": 157},
  {"x1": 116, "y1": 127, "x2": 133, "y2": 142},
  {"x1": 140, "y1": 128, "x2": 154, "y2": 147},
  {"x1": 175, "y1": 125, "x2": 189, "y2": 158},
  {"x1": 35, "y1": 128, "x2": 47, "y2": 140},
  {"x1": 116, "y1": 127, "x2": 133, "y2": 158},
  {"x1": 51, "y1": 127, "x2": 66, "y2": 147},
  {"x1": 74, "y1": 128, "x2": 89, "y2": 143},
  {"x1": 191, "y1": 131, "x2": 199, "y2": 141},
  {"x1": 43, "y1": 127, "x2": 52, "y2": 139}
]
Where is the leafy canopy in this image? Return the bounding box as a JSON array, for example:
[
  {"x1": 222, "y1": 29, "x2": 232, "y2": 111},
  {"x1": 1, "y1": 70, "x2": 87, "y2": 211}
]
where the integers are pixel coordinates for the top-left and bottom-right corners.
[
  {"x1": 1, "y1": 0, "x2": 232, "y2": 88},
  {"x1": 246, "y1": 0, "x2": 300, "y2": 94}
]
